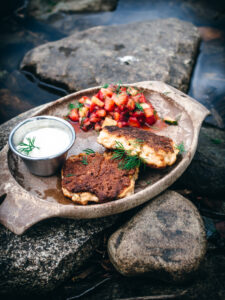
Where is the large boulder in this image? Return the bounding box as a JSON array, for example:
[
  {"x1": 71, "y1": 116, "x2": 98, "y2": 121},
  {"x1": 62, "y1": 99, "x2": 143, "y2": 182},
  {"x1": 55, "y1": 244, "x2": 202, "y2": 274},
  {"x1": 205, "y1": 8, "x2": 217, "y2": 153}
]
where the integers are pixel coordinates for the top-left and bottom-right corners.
[
  {"x1": 20, "y1": 18, "x2": 200, "y2": 93},
  {"x1": 108, "y1": 191, "x2": 206, "y2": 282},
  {"x1": 0, "y1": 216, "x2": 118, "y2": 295},
  {"x1": 177, "y1": 125, "x2": 225, "y2": 197}
]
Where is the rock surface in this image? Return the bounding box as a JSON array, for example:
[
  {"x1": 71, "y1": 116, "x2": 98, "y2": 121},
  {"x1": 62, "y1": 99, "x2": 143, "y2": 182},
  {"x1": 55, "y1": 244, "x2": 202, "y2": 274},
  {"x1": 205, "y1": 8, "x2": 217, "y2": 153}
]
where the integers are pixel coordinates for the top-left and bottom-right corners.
[
  {"x1": 20, "y1": 18, "x2": 200, "y2": 93},
  {"x1": 0, "y1": 89, "x2": 33, "y2": 124},
  {"x1": 108, "y1": 191, "x2": 206, "y2": 282},
  {"x1": 177, "y1": 126, "x2": 225, "y2": 197},
  {"x1": 0, "y1": 217, "x2": 118, "y2": 295},
  {"x1": 28, "y1": 0, "x2": 118, "y2": 19}
]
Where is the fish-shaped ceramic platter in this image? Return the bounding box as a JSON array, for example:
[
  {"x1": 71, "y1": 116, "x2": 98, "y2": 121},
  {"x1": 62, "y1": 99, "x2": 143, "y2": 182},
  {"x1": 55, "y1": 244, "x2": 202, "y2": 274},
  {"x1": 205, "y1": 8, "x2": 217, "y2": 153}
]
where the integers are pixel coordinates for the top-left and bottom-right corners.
[{"x1": 0, "y1": 81, "x2": 210, "y2": 234}]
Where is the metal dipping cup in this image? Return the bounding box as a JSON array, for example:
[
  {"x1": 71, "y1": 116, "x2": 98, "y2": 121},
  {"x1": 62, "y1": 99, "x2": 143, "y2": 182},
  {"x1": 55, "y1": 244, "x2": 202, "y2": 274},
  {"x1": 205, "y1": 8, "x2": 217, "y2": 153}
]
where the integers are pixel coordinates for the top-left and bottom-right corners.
[{"x1": 8, "y1": 116, "x2": 76, "y2": 176}]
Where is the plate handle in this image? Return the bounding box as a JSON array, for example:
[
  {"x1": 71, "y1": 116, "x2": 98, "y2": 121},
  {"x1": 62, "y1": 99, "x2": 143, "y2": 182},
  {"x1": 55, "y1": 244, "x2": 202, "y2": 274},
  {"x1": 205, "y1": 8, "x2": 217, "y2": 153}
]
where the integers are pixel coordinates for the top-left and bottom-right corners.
[{"x1": 0, "y1": 145, "x2": 60, "y2": 235}]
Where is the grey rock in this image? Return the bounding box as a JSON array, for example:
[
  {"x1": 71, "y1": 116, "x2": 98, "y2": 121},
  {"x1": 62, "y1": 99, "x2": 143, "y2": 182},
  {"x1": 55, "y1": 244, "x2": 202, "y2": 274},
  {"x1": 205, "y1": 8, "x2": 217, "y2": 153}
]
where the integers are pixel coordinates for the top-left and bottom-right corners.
[
  {"x1": 108, "y1": 191, "x2": 206, "y2": 282},
  {"x1": 0, "y1": 216, "x2": 117, "y2": 294},
  {"x1": 28, "y1": 0, "x2": 118, "y2": 19},
  {"x1": 0, "y1": 89, "x2": 33, "y2": 125},
  {"x1": 177, "y1": 125, "x2": 225, "y2": 197},
  {"x1": 20, "y1": 18, "x2": 200, "y2": 93}
]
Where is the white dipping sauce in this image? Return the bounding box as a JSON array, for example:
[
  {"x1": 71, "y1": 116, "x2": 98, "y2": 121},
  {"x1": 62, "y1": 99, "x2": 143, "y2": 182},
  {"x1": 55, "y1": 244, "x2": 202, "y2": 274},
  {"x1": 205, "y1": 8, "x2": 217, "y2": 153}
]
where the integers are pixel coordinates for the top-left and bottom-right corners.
[{"x1": 18, "y1": 127, "x2": 70, "y2": 157}]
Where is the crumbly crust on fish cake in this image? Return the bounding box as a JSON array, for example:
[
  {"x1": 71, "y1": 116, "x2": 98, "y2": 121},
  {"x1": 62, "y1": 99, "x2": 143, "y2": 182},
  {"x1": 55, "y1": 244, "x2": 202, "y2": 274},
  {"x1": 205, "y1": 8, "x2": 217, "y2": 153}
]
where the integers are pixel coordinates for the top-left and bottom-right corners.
[
  {"x1": 61, "y1": 152, "x2": 138, "y2": 205},
  {"x1": 97, "y1": 126, "x2": 179, "y2": 168}
]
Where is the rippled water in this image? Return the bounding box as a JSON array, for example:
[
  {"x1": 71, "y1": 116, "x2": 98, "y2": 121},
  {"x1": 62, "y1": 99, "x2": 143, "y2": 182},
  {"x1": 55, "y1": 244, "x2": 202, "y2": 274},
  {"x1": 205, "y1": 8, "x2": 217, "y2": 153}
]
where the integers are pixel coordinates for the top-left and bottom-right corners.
[{"x1": 0, "y1": 0, "x2": 224, "y2": 126}]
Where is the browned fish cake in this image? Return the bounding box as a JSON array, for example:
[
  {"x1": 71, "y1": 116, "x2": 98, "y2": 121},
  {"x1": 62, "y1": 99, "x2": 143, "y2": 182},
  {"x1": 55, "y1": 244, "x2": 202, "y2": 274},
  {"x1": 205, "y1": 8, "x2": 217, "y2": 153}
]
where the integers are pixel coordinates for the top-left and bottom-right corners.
[
  {"x1": 97, "y1": 126, "x2": 179, "y2": 168},
  {"x1": 61, "y1": 152, "x2": 139, "y2": 205}
]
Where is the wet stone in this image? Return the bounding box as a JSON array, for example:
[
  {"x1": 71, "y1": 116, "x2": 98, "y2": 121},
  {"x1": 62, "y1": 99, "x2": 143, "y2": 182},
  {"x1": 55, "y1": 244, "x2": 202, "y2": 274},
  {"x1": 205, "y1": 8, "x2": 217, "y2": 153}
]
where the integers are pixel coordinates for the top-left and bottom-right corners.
[
  {"x1": 0, "y1": 216, "x2": 118, "y2": 295},
  {"x1": 177, "y1": 125, "x2": 225, "y2": 198},
  {"x1": 20, "y1": 18, "x2": 200, "y2": 93},
  {"x1": 108, "y1": 191, "x2": 207, "y2": 282}
]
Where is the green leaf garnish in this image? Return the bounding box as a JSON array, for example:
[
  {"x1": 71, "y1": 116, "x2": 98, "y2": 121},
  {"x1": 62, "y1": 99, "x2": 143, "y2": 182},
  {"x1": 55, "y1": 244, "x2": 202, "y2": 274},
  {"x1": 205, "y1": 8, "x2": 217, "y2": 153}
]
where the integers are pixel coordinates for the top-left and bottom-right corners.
[
  {"x1": 135, "y1": 102, "x2": 144, "y2": 112},
  {"x1": 81, "y1": 156, "x2": 88, "y2": 165},
  {"x1": 102, "y1": 83, "x2": 109, "y2": 88},
  {"x1": 18, "y1": 137, "x2": 39, "y2": 155},
  {"x1": 116, "y1": 80, "x2": 122, "y2": 94},
  {"x1": 176, "y1": 142, "x2": 185, "y2": 154},
  {"x1": 164, "y1": 119, "x2": 178, "y2": 125},
  {"x1": 65, "y1": 174, "x2": 75, "y2": 177},
  {"x1": 83, "y1": 148, "x2": 95, "y2": 155},
  {"x1": 68, "y1": 102, "x2": 84, "y2": 111}
]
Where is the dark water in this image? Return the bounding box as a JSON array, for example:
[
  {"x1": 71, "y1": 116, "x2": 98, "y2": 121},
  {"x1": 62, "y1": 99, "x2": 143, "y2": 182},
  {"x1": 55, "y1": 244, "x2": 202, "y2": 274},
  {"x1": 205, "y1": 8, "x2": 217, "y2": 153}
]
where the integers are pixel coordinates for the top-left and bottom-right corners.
[{"x1": 0, "y1": 0, "x2": 225, "y2": 127}]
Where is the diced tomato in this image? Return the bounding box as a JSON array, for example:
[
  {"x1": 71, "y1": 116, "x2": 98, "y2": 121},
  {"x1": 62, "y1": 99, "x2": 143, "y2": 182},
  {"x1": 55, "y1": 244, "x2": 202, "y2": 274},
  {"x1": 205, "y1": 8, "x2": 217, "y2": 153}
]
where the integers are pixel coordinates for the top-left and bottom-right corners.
[
  {"x1": 100, "y1": 88, "x2": 113, "y2": 98},
  {"x1": 120, "y1": 87, "x2": 127, "y2": 93},
  {"x1": 79, "y1": 106, "x2": 89, "y2": 118},
  {"x1": 96, "y1": 109, "x2": 106, "y2": 118},
  {"x1": 114, "y1": 112, "x2": 120, "y2": 121},
  {"x1": 128, "y1": 116, "x2": 141, "y2": 128},
  {"x1": 94, "y1": 123, "x2": 102, "y2": 131},
  {"x1": 127, "y1": 87, "x2": 138, "y2": 96},
  {"x1": 69, "y1": 108, "x2": 79, "y2": 122},
  {"x1": 89, "y1": 102, "x2": 96, "y2": 112},
  {"x1": 139, "y1": 94, "x2": 147, "y2": 103},
  {"x1": 79, "y1": 96, "x2": 89, "y2": 104},
  {"x1": 104, "y1": 97, "x2": 115, "y2": 112},
  {"x1": 112, "y1": 93, "x2": 128, "y2": 106},
  {"x1": 117, "y1": 121, "x2": 128, "y2": 128},
  {"x1": 132, "y1": 110, "x2": 145, "y2": 118},
  {"x1": 91, "y1": 96, "x2": 104, "y2": 107},
  {"x1": 145, "y1": 115, "x2": 156, "y2": 125},
  {"x1": 117, "y1": 121, "x2": 123, "y2": 128},
  {"x1": 127, "y1": 98, "x2": 135, "y2": 111},
  {"x1": 90, "y1": 113, "x2": 101, "y2": 123},
  {"x1": 144, "y1": 108, "x2": 154, "y2": 118},
  {"x1": 96, "y1": 90, "x2": 104, "y2": 101}
]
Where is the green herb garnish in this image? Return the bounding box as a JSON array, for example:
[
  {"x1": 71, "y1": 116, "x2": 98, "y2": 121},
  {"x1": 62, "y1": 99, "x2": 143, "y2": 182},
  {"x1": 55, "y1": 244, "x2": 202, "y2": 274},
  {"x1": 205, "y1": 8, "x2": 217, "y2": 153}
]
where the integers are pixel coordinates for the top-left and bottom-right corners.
[
  {"x1": 18, "y1": 137, "x2": 39, "y2": 155},
  {"x1": 176, "y1": 142, "x2": 185, "y2": 154},
  {"x1": 111, "y1": 140, "x2": 146, "y2": 170},
  {"x1": 68, "y1": 102, "x2": 84, "y2": 111},
  {"x1": 129, "y1": 139, "x2": 144, "y2": 147},
  {"x1": 116, "y1": 80, "x2": 122, "y2": 94},
  {"x1": 164, "y1": 119, "x2": 178, "y2": 125},
  {"x1": 126, "y1": 87, "x2": 131, "y2": 96},
  {"x1": 65, "y1": 174, "x2": 75, "y2": 177},
  {"x1": 83, "y1": 148, "x2": 95, "y2": 155},
  {"x1": 102, "y1": 83, "x2": 109, "y2": 88},
  {"x1": 81, "y1": 156, "x2": 88, "y2": 165},
  {"x1": 135, "y1": 102, "x2": 144, "y2": 112}
]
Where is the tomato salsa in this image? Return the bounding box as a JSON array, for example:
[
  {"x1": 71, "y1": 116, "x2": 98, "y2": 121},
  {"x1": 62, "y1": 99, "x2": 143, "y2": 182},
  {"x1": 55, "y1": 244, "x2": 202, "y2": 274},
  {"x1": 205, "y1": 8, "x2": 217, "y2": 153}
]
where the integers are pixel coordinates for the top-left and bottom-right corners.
[{"x1": 67, "y1": 84, "x2": 159, "y2": 132}]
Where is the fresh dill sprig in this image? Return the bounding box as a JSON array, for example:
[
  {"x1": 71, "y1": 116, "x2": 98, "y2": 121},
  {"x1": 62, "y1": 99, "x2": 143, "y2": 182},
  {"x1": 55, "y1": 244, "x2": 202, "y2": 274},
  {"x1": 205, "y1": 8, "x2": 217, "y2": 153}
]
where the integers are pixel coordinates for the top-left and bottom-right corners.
[
  {"x1": 116, "y1": 80, "x2": 122, "y2": 94},
  {"x1": 81, "y1": 156, "x2": 88, "y2": 165},
  {"x1": 111, "y1": 140, "x2": 145, "y2": 170},
  {"x1": 18, "y1": 137, "x2": 39, "y2": 155},
  {"x1": 135, "y1": 102, "x2": 144, "y2": 112},
  {"x1": 176, "y1": 142, "x2": 185, "y2": 154},
  {"x1": 83, "y1": 148, "x2": 95, "y2": 155}
]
